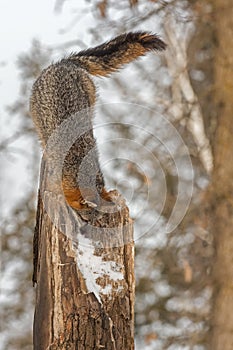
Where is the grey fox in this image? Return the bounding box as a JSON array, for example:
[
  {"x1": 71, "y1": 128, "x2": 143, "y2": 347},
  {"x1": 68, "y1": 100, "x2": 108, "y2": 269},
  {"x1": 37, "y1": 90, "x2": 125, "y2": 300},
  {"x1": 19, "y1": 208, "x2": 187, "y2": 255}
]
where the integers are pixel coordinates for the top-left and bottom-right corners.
[{"x1": 30, "y1": 31, "x2": 166, "y2": 210}]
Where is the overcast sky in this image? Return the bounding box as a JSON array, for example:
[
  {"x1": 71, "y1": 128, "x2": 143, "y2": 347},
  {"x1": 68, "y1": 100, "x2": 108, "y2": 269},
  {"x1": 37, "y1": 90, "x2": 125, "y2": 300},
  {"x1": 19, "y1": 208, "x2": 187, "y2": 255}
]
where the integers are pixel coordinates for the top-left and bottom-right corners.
[{"x1": 0, "y1": 0, "x2": 94, "y2": 105}]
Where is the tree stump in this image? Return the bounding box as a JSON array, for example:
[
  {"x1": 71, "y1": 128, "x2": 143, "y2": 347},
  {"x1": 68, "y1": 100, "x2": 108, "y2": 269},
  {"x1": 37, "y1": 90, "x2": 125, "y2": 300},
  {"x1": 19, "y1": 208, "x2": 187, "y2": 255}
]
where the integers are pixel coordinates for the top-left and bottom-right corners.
[{"x1": 33, "y1": 159, "x2": 134, "y2": 350}]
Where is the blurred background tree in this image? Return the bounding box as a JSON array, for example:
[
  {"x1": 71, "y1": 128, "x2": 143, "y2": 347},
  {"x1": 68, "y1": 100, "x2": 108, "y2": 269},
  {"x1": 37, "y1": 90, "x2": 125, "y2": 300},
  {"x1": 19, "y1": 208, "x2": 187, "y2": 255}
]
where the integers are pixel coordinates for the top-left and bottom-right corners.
[{"x1": 1, "y1": 0, "x2": 232, "y2": 349}]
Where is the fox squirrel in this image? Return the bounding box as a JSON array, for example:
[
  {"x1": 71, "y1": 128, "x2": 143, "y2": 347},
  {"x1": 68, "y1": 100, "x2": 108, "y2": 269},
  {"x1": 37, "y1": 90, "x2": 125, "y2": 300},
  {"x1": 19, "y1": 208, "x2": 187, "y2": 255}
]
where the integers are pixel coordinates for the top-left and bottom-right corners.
[{"x1": 30, "y1": 31, "x2": 166, "y2": 211}]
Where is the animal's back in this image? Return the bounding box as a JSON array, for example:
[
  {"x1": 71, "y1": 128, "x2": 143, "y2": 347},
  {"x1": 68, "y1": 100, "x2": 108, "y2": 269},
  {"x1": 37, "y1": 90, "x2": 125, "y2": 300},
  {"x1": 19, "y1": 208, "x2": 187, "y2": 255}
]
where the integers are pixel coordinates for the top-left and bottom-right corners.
[{"x1": 30, "y1": 61, "x2": 96, "y2": 147}]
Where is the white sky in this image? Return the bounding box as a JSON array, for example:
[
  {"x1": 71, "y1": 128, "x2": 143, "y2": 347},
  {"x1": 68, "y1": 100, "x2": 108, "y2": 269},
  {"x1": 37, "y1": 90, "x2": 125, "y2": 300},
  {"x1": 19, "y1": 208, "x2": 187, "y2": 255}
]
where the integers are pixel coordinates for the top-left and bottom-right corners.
[{"x1": 0, "y1": 0, "x2": 93, "y2": 106}]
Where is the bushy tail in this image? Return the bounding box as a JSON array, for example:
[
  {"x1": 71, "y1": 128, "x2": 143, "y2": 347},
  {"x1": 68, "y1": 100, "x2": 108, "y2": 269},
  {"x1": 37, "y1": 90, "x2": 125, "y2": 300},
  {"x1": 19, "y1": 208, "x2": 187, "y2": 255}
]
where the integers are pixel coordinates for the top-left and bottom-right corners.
[{"x1": 67, "y1": 31, "x2": 166, "y2": 76}]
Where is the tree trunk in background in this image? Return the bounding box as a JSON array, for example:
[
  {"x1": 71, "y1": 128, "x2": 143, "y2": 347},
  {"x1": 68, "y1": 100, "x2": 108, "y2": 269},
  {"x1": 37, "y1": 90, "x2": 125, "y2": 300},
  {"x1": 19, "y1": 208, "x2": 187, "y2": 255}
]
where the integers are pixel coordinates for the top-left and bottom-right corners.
[
  {"x1": 209, "y1": 0, "x2": 233, "y2": 348},
  {"x1": 188, "y1": 0, "x2": 233, "y2": 347},
  {"x1": 33, "y1": 159, "x2": 134, "y2": 350}
]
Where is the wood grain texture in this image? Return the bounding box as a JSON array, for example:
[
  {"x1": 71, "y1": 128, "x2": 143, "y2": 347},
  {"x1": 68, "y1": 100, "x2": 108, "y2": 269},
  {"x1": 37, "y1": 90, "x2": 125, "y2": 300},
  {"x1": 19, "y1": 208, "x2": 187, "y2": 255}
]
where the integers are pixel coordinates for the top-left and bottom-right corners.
[{"x1": 33, "y1": 158, "x2": 134, "y2": 350}]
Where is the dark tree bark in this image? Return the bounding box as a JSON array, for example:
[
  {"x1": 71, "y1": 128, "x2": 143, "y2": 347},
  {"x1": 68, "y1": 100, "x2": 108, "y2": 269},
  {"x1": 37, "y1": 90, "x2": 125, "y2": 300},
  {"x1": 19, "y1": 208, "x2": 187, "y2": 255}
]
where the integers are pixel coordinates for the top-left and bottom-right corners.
[{"x1": 33, "y1": 159, "x2": 134, "y2": 350}]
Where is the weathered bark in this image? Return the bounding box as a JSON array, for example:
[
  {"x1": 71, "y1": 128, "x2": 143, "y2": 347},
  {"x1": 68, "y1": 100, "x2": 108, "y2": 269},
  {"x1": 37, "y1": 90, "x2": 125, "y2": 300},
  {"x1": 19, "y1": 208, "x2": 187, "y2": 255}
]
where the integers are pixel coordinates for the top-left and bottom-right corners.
[
  {"x1": 208, "y1": 0, "x2": 233, "y2": 348},
  {"x1": 33, "y1": 159, "x2": 134, "y2": 350}
]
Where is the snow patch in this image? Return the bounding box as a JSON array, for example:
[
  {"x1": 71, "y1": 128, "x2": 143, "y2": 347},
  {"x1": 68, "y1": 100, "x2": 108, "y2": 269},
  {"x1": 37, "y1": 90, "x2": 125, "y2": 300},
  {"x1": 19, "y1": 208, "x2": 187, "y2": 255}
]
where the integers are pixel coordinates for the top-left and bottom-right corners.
[{"x1": 76, "y1": 233, "x2": 124, "y2": 303}]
